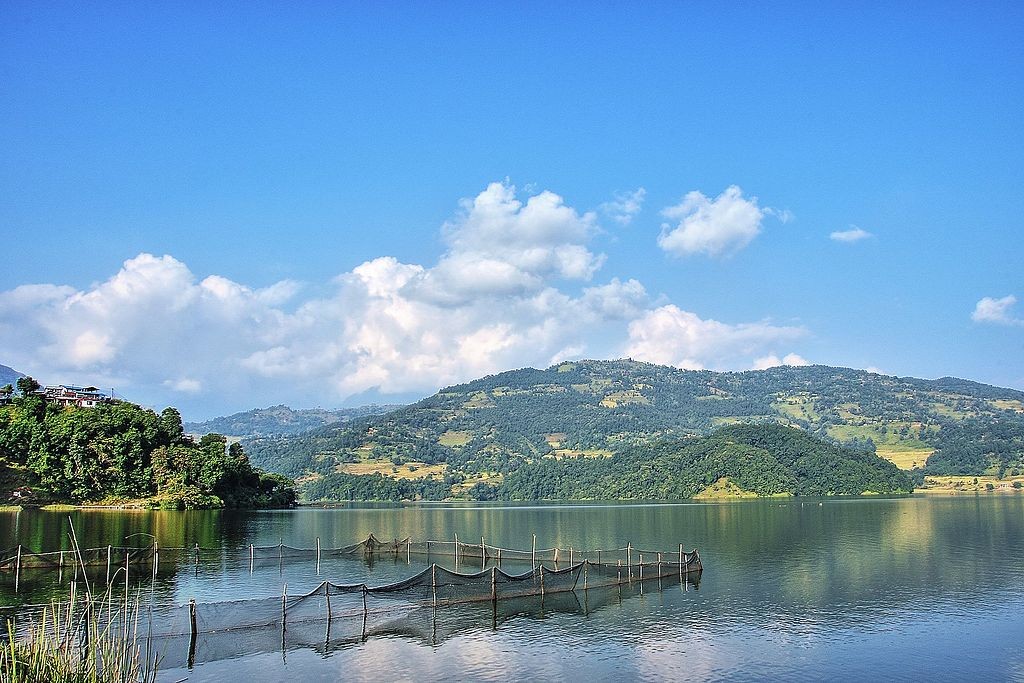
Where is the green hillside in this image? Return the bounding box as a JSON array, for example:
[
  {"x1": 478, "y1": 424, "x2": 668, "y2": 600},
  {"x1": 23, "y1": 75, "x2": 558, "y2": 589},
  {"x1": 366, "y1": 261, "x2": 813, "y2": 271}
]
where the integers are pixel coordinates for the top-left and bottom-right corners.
[{"x1": 247, "y1": 360, "x2": 1024, "y2": 500}]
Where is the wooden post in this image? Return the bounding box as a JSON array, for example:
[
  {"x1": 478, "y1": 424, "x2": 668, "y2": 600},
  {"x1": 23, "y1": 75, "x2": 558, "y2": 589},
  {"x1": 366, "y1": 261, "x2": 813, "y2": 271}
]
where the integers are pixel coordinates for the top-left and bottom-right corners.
[
  {"x1": 325, "y1": 583, "x2": 333, "y2": 625},
  {"x1": 250, "y1": 544, "x2": 255, "y2": 574},
  {"x1": 14, "y1": 545, "x2": 21, "y2": 593},
  {"x1": 188, "y1": 599, "x2": 197, "y2": 667},
  {"x1": 490, "y1": 566, "x2": 497, "y2": 603},
  {"x1": 481, "y1": 536, "x2": 485, "y2": 571},
  {"x1": 454, "y1": 532, "x2": 459, "y2": 567},
  {"x1": 539, "y1": 565, "x2": 545, "y2": 596},
  {"x1": 627, "y1": 542, "x2": 632, "y2": 582},
  {"x1": 554, "y1": 547, "x2": 559, "y2": 566},
  {"x1": 316, "y1": 537, "x2": 321, "y2": 575},
  {"x1": 282, "y1": 583, "x2": 287, "y2": 632},
  {"x1": 598, "y1": 550, "x2": 602, "y2": 566},
  {"x1": 639, "y1": 554, "x2": 644, "y2": 581},
  {"x1": 189, "y1": 599, "x2": 197, "y2": 636},
  {"x1": 106, "y1": 545, "x2": 112, "y2": 584},
  {"x1": 497, "y1": 547, "x2": 501, "y2": 567},
  {"x1": 532, "y1": 534, "x2": 537, "y2": 568},
  {"x1": 583, "y1": 562, "x2": 588, "y2": 591},
  {"x1": 407, "y1": 537, "x2": 411, "y2": 564},
  {"x1": 431, "y1": 564, "x2": 437, "y2": 609},
  {"x1": 570, "y1": 546, "x2": 573, "y2": 565},
  {"x1": 194, "y1": 542, "x2": 199, "y2": 567}
]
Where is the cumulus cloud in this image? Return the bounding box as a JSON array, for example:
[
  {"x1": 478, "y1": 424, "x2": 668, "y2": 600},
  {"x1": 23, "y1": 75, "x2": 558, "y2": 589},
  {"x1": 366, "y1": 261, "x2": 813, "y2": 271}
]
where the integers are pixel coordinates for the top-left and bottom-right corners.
[
  {"x1": 972, "y1": 295, "x2": 1022, "y2": 325},
  {"x1": 600, "y1": 188, "x2": 646, "y2": 225},
  {"x1": 830, "y1": 226, "x2": 873, "y2": 243},
  {"x1": 401, "y1": 182, "x2": 603, "y2": 305},
  {"x1": 0, "y1": 181, "x2": 812, "y2": 415},
  {"x1": 752, "y1": 353, "x2": 811, "y2": 370},
  {"x1": 658, "y1": 185, "x2": 773, "y2": 257},
  {"x1": 624, "y1": 305, "x2": 806, "y2": 370}
]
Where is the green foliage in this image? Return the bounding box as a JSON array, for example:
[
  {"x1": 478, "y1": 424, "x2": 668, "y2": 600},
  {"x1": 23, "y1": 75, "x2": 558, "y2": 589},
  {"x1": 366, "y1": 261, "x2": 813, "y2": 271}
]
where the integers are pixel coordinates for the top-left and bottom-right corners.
[
  {"x1": 499, "y1": 424, "x2": 912, "y2": 500},
  {"x1": 0, "y1": 376, "x2": 296, "y2": 509}
]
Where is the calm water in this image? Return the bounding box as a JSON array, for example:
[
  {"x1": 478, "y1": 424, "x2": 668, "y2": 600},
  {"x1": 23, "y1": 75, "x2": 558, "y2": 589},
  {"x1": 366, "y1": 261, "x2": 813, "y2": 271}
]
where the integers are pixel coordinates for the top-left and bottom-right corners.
[{"x1": 2, "y1": 495, "x2": 1023, "y2": 681}]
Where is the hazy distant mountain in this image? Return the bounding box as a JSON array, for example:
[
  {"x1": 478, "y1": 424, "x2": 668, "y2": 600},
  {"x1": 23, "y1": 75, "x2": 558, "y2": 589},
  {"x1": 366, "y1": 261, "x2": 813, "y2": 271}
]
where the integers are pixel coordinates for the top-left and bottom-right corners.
[
  {"x1": 0, "y1": 364, "x2": 25, "y2": 388},
  {"x1": 247, "y1": 360, "x2": 1024, "y2": 496},
  {"x1": 184, "y1": 404, "x2": 402, "y2": 439}
]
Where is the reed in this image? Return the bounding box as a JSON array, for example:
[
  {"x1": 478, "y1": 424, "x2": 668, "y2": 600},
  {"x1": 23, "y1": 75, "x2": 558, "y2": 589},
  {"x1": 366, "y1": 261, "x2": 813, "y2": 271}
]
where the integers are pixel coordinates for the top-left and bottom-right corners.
[{"x1": 0, "y1": 520, "x2": 158, "y2": 683}]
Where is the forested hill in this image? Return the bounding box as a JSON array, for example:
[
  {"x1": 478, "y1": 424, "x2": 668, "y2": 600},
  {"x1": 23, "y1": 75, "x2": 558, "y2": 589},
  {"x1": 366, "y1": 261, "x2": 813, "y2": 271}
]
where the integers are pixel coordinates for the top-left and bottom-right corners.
[
  {"x1": 247, "y1": 360, "x2": 1024, "y2": 498},
  {"x1": 497, "y1": 424, "x2": 912, "y2": 500},
  {"x1": 185, "y1": 404, "x2": 402, "y2": 439},
  {"x1": 0, "y1": 378, "x2": 296, "y2": 509}
]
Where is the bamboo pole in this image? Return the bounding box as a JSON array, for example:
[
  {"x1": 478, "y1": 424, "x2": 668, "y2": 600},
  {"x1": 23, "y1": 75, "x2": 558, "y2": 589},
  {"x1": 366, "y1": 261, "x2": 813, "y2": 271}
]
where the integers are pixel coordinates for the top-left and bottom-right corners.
[
  {"x1": 490, "y1": 566, "x2": 497, "y2": 603},
  {"x1": 407, "y1": 537, "x2": 411, "y2": 564},
  {"x1": 14, "y1": 545, "x2": 21, "y2": 592},
  {"x1": 532, "y1": 534, "x2": 537, "y2": 568},
  {"x1": 188, "y1": 598, "x2": 197, "y2": 664},
  {"x1": 431, "y1": 564, "x2": 437, "y2": 609},
  {"x1": 481, "y1": 536, "x2": 485, "y2": 570},
  {"x1": 539, "y1": 565, "x2": 545, "y2": 596},
  {"x1": 282, "y1": 583, "x2": 287, "y2": 632},
  {"x1": 627, "y1": 542, "x2": 632, "y2": 582},
  {"x1": 454, "y1": 532, "x2": 459, "y2": 567},
  {"x1": 154, "y1": 540, "x2": 159, "y2": 580},
  {"x1": 583, "y1": 562, "x2": 588, "y2": 591},
  {"x1": 250, "y1": 544, "x2": 255, "y2": 574},
  {"x1": 316, "y1": 537, "x2": 321, "y2": 575},
  {"x1": 106, "y1": 545, "x2": 112, "y2": 584},
  {"x1": 570, "y1": 546, "x2": 573, "y2": 565}
]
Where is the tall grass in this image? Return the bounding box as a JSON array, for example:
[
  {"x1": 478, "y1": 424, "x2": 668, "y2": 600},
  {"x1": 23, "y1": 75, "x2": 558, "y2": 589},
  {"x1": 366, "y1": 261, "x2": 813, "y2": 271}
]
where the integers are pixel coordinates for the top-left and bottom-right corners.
[{"x1": 1, "y1": 522, "x2": 159, "y2": 683}]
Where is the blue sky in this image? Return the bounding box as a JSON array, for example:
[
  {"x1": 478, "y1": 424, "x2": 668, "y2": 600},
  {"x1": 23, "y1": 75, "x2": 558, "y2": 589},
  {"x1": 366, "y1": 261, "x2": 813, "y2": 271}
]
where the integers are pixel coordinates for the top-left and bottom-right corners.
[{"x1": 2, "y1": 2, "x2": 1022, "y2": 419}]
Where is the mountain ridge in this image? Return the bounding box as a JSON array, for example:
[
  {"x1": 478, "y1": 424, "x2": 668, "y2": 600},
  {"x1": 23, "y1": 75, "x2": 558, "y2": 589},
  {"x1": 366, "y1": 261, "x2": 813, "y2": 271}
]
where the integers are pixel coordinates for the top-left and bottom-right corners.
[{"x1": 246, "y1": 360, "x2": 1024, "y2": 498}]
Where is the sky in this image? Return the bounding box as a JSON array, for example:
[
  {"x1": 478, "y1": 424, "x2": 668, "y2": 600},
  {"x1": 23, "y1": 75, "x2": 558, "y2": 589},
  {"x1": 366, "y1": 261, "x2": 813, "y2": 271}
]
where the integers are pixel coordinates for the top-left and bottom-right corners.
[{"x1": 1, "y1": 2, "x2": 1022, "y2": 420}]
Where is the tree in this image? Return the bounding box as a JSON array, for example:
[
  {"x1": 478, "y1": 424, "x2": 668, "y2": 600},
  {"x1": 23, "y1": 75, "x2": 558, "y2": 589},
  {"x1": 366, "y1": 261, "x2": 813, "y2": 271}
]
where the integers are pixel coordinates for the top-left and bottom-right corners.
[
  {"x1": 16, "y1": 377, "x2": 41, "y2": 396},
  {"x1": 0, "y1": 385, "x2": 12, "y2": 400},
  {"x1": 160, "y1": 407, "x2": 185, "y2": 443}
]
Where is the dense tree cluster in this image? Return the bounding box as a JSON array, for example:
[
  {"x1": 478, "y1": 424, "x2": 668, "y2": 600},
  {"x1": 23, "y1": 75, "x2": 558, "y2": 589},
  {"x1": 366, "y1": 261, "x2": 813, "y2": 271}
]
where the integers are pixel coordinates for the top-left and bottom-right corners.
[{"x1": 0, "y1": 378, "x2": 296, "y2": 508}]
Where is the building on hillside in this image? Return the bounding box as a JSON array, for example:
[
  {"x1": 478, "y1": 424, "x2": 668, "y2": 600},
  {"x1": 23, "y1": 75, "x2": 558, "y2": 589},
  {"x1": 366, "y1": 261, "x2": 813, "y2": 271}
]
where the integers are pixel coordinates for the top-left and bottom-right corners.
[{"x1": 41, "y1": 385, "x2": 112, "y2": 408}]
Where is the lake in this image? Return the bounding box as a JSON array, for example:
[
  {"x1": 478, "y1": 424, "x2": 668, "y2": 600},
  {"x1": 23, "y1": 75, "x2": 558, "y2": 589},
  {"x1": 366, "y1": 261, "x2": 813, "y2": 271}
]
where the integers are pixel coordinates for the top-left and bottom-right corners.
[{"x1": 2, "y1": 495, "x2": 1023, "y2": 681}]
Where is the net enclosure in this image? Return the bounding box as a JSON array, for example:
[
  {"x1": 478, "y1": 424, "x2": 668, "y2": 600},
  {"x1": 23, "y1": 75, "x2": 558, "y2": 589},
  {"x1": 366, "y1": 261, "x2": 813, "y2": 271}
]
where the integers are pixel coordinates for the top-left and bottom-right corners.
[{"x1": 2, "y1": 534, "x2": 702, "y2": 669}]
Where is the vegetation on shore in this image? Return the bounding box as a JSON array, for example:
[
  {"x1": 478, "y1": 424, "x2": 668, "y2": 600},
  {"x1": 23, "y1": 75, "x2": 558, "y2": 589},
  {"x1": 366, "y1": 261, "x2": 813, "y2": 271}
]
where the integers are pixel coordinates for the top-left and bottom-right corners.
[{"x1": 0, "y1": 377, "x2": 296, "y2": 509}]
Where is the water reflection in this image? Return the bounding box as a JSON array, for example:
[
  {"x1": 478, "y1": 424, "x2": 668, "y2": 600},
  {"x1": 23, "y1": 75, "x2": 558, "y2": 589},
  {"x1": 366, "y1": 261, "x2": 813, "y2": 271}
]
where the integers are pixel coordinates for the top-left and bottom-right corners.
[{"x1": 1, "y1": 496, "x2": 1023, "y2": 680}]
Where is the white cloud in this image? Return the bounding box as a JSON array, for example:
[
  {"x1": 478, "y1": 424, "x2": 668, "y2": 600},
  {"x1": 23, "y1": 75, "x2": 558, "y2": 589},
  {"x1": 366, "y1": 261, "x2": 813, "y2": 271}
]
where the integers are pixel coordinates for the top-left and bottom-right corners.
[
  {"x1": 0, "y1": 181, "x2": 812, "y2": 415},
  {"x1": 625, "y1": 305, "x2": 806, "y2": 370},
  {"x1": 658, "y1": 185, "x2": 772, "y2": 257},
  {"x1": 972, "y1": 295, "x2": 1022, "y2": 325},
  {"x1": 830, "y1": 226, "x2": 873, "y2": 243},
  {"x1": 403, "y1": 181, "x2": 603, "y2": 305},
  {"x1": 752, "y1": 353, "x2": 811, "y2": 370},
  {"x1": 163, "y1": 378, "x2": 202, "y2": 393},
  {"x1": 600, "y1": 187, "x2": 646, "y2": 225},
  {"x1": 864, "y1": 366, "x2": 886, "y2": 375}
]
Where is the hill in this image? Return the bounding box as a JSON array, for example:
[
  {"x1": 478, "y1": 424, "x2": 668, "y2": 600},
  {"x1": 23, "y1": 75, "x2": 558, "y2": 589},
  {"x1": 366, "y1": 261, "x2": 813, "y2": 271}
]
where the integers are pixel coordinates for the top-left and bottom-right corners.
[
  {"x1": 246, "y1": 360, "x2": 1024, "y2": 499},
  {"x1": 0, "y1": 383, "x2": 296, "y2": 509},
  {"x1": 0, "y1": 364, "x2": 24, "y2": 388},
  {"x1": 185, "y1": 404, "x2": 402, "y2": 439}
]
